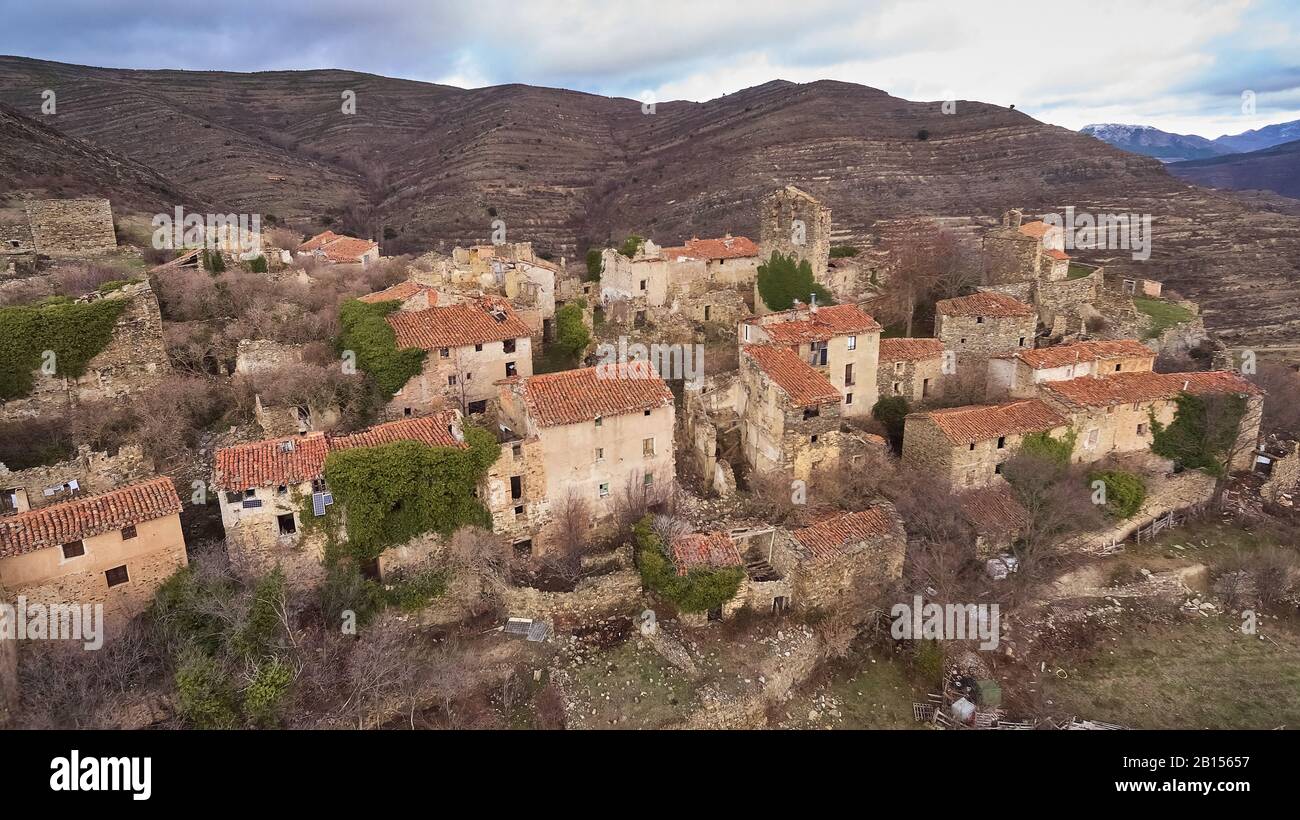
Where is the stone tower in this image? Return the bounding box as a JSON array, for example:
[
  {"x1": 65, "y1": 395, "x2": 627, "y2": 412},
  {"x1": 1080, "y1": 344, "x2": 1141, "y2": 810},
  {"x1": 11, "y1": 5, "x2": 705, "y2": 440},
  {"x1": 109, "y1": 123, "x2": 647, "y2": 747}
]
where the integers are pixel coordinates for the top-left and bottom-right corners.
[{"x1": 759, "y1": 186, "x2": 831, "y2": 282}]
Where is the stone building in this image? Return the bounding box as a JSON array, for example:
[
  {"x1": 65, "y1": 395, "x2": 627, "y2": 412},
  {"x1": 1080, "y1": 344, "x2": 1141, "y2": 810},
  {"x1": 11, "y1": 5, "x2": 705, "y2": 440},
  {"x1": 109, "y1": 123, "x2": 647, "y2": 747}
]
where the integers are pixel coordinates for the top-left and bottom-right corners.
[
  {"x1": 877, "y1": 337, "x2": 946, "y2": 406},
  {"x1": 386, "y1": 296, "x2": 534, "y2": 416},
  {"x1": 670, "y1": 531, "x2": 762, "y2": 623},
  {"x1": 958, "y1": 486, "x2": 1029, "y2": 557},
  {"x1": 1037, "y1": 370, "x2": 1264, "y2": 470},
  {"x1": 495, "y1": 361, "x2": 676, "y2": 532},
  {"x1": 212, "y1": 412, "x2": 466, "y2": 586},
  {"x1": 759, "y1": 185, "x2": 831, "y2": 284},
  {"x1": 934, "y1": 291, "x2": 1037, "y2": 402},
  {"x1": 234, "y1": 339, "x2": 341, "y2": 436},
  {"x1": 0, "y1": 476, "x2": 187, "y2": 623},
  {"x1": 739, "y1": 303, "x2": 882, "y2": 418},
  {"x1": 902, "y1": 399, "x2": 1069, "y2": 489},
  {"x1": 23, "y1": 198, "x2": 117, "y2": 256},
  {"x1": 420, "y1": 243, "x2": 558, "y2": 340},
  {"x1": 779, "y1": 506, "x2": 907, "y2": 610},
  {"x1": 599, "y1": 235, "x2": 758, "y2": 327},
  {"x1": 1, "y1": 444, "x2": 152, "y2": 517},
  {"x1": 357, "y1": 280, "x2": 440, "y2": 311},
  {"x1": 986, "y1": 338, "x2": 1155, "y2": 400},
  {"x1": 739, "y1": 345, "x2": 846, "y2": 479},
  {"x1": 1, "y1": 219, "x2": 36, "y2": 276},
  {"x1": 0, "y1": 281, "x2": 169, "y2": 422},
  {"x1": 296, "y1": 230, "x2": 380, "y2": 265}
]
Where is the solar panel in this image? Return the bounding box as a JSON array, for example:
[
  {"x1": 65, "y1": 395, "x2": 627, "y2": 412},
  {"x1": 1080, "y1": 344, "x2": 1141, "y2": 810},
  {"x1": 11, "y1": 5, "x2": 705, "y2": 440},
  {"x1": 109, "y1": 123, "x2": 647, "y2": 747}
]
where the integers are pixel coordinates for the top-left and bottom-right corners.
[
  {"x1": 526, "y1": 621, "x2": 549, "y2": 642},
  {"x1": 311, "y1": 492, "x2": 326, "y2": 517}
]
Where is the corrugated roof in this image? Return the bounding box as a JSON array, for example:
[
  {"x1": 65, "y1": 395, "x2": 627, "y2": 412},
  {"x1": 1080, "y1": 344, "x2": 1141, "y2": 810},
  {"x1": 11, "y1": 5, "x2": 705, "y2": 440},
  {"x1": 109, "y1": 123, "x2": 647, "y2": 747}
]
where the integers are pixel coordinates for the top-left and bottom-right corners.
[{"x1": 0, "y1": 477, "x2": 181, "y2": 559}]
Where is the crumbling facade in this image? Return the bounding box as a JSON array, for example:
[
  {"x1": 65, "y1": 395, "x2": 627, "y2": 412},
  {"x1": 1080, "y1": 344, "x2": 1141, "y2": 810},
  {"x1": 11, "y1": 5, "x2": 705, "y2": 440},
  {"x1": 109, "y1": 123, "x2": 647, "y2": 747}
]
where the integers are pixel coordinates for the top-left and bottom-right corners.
[
  {"x1": 759, "y1": 185, "x2": 831, "y2": 284},
  {"x1": 986, "y1": 338, "x2": 1155, "y2": 400},
  {"x1": 738, "y1": 345, "x2": 853, "y2": 479},
  {"x1": 934, "y1": 291, "x2": 1037, "y2": 403},
  {"x1": 902, "y1": 399, "x2": 1069, "y2": 488},
  {"x1": 23, "y1": 198, "x2": 117, "y2": 256},
  {"x1": 599, "y1": 236, "x2": 758, "y2": 328},
  {"x1": 1, "y1": 444, "x2": 152, "y2": 517},
  {"x1": 296, "y1": 230, "x2": 380, "y2": 265},
  {"x1": 877, "y1": 337, "x2": 946, "y2": 406}
]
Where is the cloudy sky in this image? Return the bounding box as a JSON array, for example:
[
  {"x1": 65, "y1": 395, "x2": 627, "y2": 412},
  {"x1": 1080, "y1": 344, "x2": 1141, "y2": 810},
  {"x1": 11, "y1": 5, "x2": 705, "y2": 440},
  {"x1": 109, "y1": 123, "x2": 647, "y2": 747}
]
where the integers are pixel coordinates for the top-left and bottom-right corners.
[{"x1": 3, "y1": 0, "x2": 1299, "y2": 138}]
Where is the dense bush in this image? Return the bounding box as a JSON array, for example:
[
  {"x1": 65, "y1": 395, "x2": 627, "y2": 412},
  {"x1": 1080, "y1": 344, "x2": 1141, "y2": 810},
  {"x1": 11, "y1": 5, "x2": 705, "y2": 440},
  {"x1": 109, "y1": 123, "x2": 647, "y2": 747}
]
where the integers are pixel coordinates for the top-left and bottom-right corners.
[
  {"x1": 337, "y1": 298, "x2": 427, "y2": 396},
  {"x1": 555, "y1": 300, "x2": 590, "y2": 358},
  {"x1": 585, "y1": 248, "x2": 603, "y2": 280},
  {"x1": 634, "y1": 517, "x2": 743, "y2": 613},
  {"x1": 871, "y1": 395, "x2": 911, "y2": 450},
  {"x1": 0, "y1": 297, "x2": 127, "y2": 399},
  {"x1": 618, "y1": 235, "x2": 645, "y2": 259},
  {"x1": 1088, "y1": 469, "x2": 1146, "y2": 519},
  {"x1": 1021, "y1": 430, "x2": 1076, "y2": 466},
  {"x1": 756, "y1": 251, "x2": 834, "y2": 311},
  {"x1": 1150, "y1": 392, "x2": 1246, "y2": 476}
]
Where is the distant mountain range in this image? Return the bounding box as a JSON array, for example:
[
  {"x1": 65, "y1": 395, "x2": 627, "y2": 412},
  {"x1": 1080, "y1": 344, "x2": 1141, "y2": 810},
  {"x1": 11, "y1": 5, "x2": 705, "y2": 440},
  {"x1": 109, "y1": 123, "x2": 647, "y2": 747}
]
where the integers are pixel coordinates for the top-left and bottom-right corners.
[
  {"x1": 1081, "y1": 120, "x2": 1300, "y2": 162},
  {"x1": 1168, "y1": 138, "x2": 1300, "y2": 200}
]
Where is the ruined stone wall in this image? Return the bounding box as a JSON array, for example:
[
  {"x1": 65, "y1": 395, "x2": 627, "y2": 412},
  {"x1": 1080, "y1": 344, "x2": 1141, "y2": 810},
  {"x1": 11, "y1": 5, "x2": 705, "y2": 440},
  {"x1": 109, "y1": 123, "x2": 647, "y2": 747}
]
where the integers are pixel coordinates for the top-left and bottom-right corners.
[
  {"x1": 499, "y1": 547, "x2": 641, "y2": 627},
  {"x1": 0, "y1": 584, "x2": 15, "y2": 726},
  {"x1": 935, "y1": 312, "x2": 1036, "y2": 403},
  {"x1": 1262, "y1": 442, "x2": 1300, "y2": 501},
  {"x1": 218, "y1": 484, "x2": 328, "y2": 591},
  {"x1": 878, "y1": 355, "x2": 945, "y2": 407},
  {"x1": 484, "y1": 437, "x2": 550, "y2": 552},
  {"x1": 759, "y1": 186, "x2": 831, "y2": 282},
  {"x1": 1036, "y1": 273, "x2": 1100, "y2": 337},
  {"x1": 0, "y1": 444, "x2": 152, "y2": 514},
  {"x1": 0, "y1": 282, "x2": 168, "y2": 422},
  {"x1": 24, "y1": 198, "x2": 116, "y2": 256},
  {"x1": 389, "y1": 336, "x2": 532, "y2": 417},
  {"x1": 982, "y1": 231, "x2": 1039, "y2": 285}
]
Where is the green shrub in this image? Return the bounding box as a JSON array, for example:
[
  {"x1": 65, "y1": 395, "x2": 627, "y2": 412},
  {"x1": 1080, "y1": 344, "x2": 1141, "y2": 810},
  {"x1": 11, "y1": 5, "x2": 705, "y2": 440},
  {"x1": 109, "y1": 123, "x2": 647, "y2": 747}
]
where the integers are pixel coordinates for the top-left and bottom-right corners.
[
  {"x1": 618, "y1": 235, "x2": 645, "y2": 259},
  {"x1": 174, "y1": 649, "x2": 239, "y2": 729},
  {"x1": 337, "y1": 298, "x2": 428, "y2": 396},
  {"x1": 320, "y1": 558, "x2": 384, "y2": 627},
  {"x1": 556, "y1": 300, "x2": 590, "y2": 358},
  {"x1": 585, "y1": 248, "x2": 603, "y2": 280},
  {"x1": 242, "y1": 656, "x2": 295, "y2": 728},
  {"x1": 96, "y1": 278, "x2": 140, "y2": 293},
  {"x1": 1021, "y1": 430, "x2": 1076, "y2": 466},
  {"x1": 1150, "y1": 392, "x2": 1246, "y2": 476},
  {"x1": 1088, "y1": 469, "x2": 1146, "y2": 519},
  {"x1": 829, "y1": 246, "x2": 859, "y2": 258},
  {"x1": 756, "y1": 251, "x2": 834, "y2": 311},
  {"x1": 202, "y1": 249, "x2": 226, "y2": 273},
  {"x1": 322, "y1": 427, "x2": 498, "y2": 562},
  {"x1": 384, "y1": 566, "x2": 448, "y2": 611},
  {"x1": 0, "y1": 298, "x2": 127, "y2": 399},
  {"x1": 229, "y1": 568, "x2": 285, "y2": 661},
  {"x1": 247, "y1": 255, "x2": 269, "y2": 273},
  {"x1": 911, "y1": 639, "x2": 945, "y2": 686},
  {"x1": 634, "y1": 517, "x2": 744, "y2": 613}
]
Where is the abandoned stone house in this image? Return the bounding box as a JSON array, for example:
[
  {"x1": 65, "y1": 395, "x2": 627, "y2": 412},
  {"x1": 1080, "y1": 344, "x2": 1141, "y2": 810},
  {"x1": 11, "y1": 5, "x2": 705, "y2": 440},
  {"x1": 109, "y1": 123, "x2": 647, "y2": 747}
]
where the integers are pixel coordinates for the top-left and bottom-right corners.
[
  {"x1": 0, "y1": 280, "x2": 169, "y2": 423},
  {"x1": 1037, "y1": 369, "x2": 1264, "y2": 470},
  {"x1": 958, "y1": 485, "x2": 1029, "y2": 557},
  {"x1": 934, "y1": 290, "x2": 1037, "y2": 402},
  {"x1": 357, "y1": 279, "x2": 440, "y2": 312},
  {"x1": 495, "y1": 361, "x2": 676, "y2": 535},
  {"x1": 877, "y1": 337, "x2": 946, "y2": 406},
  {"x1": 902, "y1": 399, "x2": 1069, "y2": 489},
  {"x1": 1, "y1": 219, "x2": 36, "y2": 276},
  {"x1": 668, "y1": 505, "x2": 906, "y2": 624},
  {"x1": 431, "y1": 243, "x2": 558, "y2": 339},
  {"x1": 986, "y1": 338, "x2": 1155, "y2": 400},
  {"x1": 1, "y1": 444, "x2": 152, "y2": 518},
  {"x1": 296, "y1": 230, "x2": 380, "y2": 266},
  {"x1": 23, "y1": 198, "x2": 117, "y2": 256},
  {"x1": 758, "y1": 185, "x2": 832, "y2": 285},
  {"x1": 234, "y1": 339, "x2": 341, "y2": 436},
  {"x1": 385, "y1": 296, "x2": 534, "y2": 417},
  {"x1": 212, "y1": 412, "x2": 467, "y2": 586},
  {"x1": 0, "y1": 476, "x2": 187, "y2": 622},
  {"x1": 739, "y1": 303, "x2": 882, "y2": 418},
  {"x1": 599, "y1": 235, "x2": 758, "y2": 327}
]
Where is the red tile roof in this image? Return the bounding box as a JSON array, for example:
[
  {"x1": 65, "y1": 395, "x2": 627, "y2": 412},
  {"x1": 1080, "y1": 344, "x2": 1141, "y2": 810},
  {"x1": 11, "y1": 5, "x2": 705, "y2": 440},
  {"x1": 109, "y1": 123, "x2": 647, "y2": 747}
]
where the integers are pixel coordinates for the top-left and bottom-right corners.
[
  {"x1": 959, "y1": 486, "x2": 1029, "y2": 535},
  {"x1": 0, "y1": 477, "x2": 181, "y2": 559},
  {"x1": 759, "y1": 304, "x2": 883, "y2": 344},
  {"x1": 671, "y1": 532, "x2": 742, "y2": 574},
  {"x1": 791, "y1": 507, "x2": 900, "y2": 560},
  {"x1": 879, "y1": 337, "x2": 945, "y2": 362},
  {"x1": 1044, "y1": 248, "x2": 1070, "y2": 261},
  {"x1": 1015, "y1": 339, "x2": 1154, "y2": 370},
  {"x1": 297, "y1": 231, "x2": 378, "y2": 263},
  {"x1": 213, "y1": 413, "x2": 465, "y2": 491},
  {"x1": 912, "y1": 399, "x2": 1066, "y2": 444},
  {"x1": 520, "y1": 361, "x2": 674, "y2": 428},
  {"x1": 936, "y1": 291, "x2": 1035, "y2": 318},
  {"x1": 357, "y1": 280, "x2": 438, "y2": 305},
  {"x1": 387, "y1": 297, "x2": 532, "y2": 349},
  {"x1": 661, "y1": 235, "x2": 759, "y2": 261},
  {"x1": 297, "y1": 230, "x2": 340, "y2": 252},
  {"x1": 1019, "y1": 221, "x2": 1055, "y2": 239},
  {"x1": 1041, "y1": 370, "x2": 1263, "y2": 410},
  {"x1": 742, "y1": 345, "x2": 842, "y2": 408}
]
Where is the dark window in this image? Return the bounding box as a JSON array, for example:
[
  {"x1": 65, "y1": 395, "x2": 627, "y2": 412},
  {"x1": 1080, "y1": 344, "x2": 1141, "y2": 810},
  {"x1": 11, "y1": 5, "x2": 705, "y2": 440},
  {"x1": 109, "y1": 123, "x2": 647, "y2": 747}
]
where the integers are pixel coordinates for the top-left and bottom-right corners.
[
  {"x1": 62, "y1": 540, "x2": 85, "y2": 559},
  {"x1": 277, "y1": 513, "x2": 297, "y2": 536},
  {"x1": 976, "y1": 316, "x2": 984, "y2": 324},
  {"x1": 439, "y1": 347, "x2": 450, "y2": 358},
  {"x1": 468, "y1": 400, "x2": 487, "y2": 414},
  {"x1": 503, "y1": 338, "x2": 517, "y2": 353},
  {"x1": 105, "y1": 565, "x2": 129, "y2": 587},
  {"x1": 844, "y1": 363, "x2": 854, "y2": 385},
  {"x1": 514, "y1": 505, "x2": 524, "y2": 517},
  {"x1": 404, "y1": 407, "x2": 413, "y2": 416},
  {"x1": 475, "y1": 343, "x2": 483, "y2": 352},
  {"x1": 1114, "y1": 363, "x2": 1122, "y2": 372},
  {"x1": 846, "y1": 392, "x2": 853, "y2": 405},
  {"x1": 997, "y1": 436, "x2": 1006, "y2": 449},
  {"x1": 803, "y1": 407, "x2": 820, "y2": 420},
  {"x1": 810, "y1": 434, "x2": 819, "y2": 444},
  {"x1": 121, "y1": 525, "x2": 137, "y2": 540},
  {"x1": 225, "y1": 490, "x2": 243, "y2": 504},
  {"x1": 513, "y1": 539, "x2": 533, "y2": 558},
  {"x1": 969, "y1": 442, "x2": 976, "y2": 451},
  {"x1": 511, "y1": 443, "x2": 522, "y2": 459},
  {"x1": 505, "y1": 361, "x2": 517, "y2": 377},
  {"x1": 994, "y1": 463, "x2": 1004, "y2": 475},
  {"x1": 1018, "y1": 337, "x2": 1026, "y2": 347},
  {"x1": 644, "y1": 409, "x2": 651, "y2": 416},
  {"x1": 510, "y1": 475, "x2": 523, "y2": 501}
]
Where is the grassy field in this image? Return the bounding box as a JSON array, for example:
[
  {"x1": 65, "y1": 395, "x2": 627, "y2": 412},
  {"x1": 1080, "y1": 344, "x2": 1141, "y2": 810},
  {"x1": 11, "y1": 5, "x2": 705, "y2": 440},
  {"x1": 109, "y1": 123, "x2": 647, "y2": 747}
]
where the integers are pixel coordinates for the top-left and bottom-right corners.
[
  {"x1": 1133, "y1": 296, "x2": 1194, "y2": 339},
  {"x1": 1067, "y1": 262, "x2": 1095, "y2": 280},
  {"x1": 1040, "y1": 615, "x2": 1300, "y2": 729},
  {"x1": 560, "y1": 639, "x2": 699, "y2": 729},
  {"x1": 782, "y1": 649, "x2": 929, "y2": 729}
]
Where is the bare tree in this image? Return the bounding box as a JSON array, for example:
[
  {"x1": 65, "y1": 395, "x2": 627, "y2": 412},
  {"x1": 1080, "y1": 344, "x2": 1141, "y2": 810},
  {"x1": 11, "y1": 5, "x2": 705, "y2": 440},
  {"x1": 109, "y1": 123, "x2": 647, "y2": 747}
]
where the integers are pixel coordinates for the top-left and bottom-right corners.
[
  {"x1": 878, "y1": 225, "x2": 973, "y2": 336},
  {"x1": 1249, "y1": 362, "x2": 1300, "y2": 437},
  {"x1": 1002, "y1": 453, "x2": 1104, "y2": 593}
]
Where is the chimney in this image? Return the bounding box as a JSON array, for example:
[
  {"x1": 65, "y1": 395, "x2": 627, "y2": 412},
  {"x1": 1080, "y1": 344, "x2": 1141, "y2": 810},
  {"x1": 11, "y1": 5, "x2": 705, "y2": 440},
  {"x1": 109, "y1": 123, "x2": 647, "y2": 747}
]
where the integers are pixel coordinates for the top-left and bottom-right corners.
[{"x1": 809, "y1": 292, "x2": 819, "y2": 314}]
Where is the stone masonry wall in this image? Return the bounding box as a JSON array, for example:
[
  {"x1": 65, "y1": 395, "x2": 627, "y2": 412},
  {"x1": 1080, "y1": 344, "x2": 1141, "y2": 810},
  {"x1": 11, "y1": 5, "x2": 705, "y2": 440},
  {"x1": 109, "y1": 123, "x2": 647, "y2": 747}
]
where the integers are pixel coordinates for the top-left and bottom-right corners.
[
  {"x1": 24, "y1": 198, "x2": 117, "y2": 256},
  {"x1": 0, "y1": 444, "x2": 152, "y2": 513}
]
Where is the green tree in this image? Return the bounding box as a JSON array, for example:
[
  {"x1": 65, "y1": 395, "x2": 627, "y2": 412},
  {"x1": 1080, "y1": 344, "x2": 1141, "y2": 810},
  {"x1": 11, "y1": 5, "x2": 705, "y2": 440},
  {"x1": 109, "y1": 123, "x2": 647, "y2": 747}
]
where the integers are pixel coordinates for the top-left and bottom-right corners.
[
  {"x1": 1087, "y1": 470, "x2": 1146, "y2": 519},
  {"x1": 1150, "y1": 392, "x2": 1247, "y2": 477},
  {"x1": 585, "y1": 248, "x2": 603, "y2": 280},
  {"x1": 871, "y1": 395, "x2": 911, "y2": 451},
  {"x1": 756, "y1": 251, "x2": 834, "y2": 311},
  {"x1": 618, "y1": 235, "x2": 645, "y2": 259},
  {"x1": 555, "y1": 300, "x2": 590, "y2": 358}
]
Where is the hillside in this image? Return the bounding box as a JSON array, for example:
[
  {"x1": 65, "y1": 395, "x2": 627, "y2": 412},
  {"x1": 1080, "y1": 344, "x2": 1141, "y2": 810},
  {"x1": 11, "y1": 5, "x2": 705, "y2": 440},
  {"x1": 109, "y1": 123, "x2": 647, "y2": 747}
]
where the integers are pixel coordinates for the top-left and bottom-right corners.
[
  {"x1": 1169, "y1": 139, "x2": 1300, "y2": 201},
  {"x1": 2, "y1": 57, "x2": 1300, "y2": 347}
]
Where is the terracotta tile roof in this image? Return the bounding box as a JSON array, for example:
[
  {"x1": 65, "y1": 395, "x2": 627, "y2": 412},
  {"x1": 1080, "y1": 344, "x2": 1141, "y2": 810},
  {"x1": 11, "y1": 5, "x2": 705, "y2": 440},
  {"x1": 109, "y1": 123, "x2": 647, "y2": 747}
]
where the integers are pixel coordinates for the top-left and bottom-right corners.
[
  {"x1": 1018, "y1": 221, "x2": 1054, "y2": 239},
  {"x1": 520, "y1": 361, "x2": 674, "y2": 428},
  {"x1": 1044, "y1": 248, "x2": 1070, "y2": 261},
  {"x1": 911, "y1": 399, "x2": 1066, "y2": 444},
  {"x1": 1041, "y1": 370, "x2": 1263, "y2": 410},
  {"x1": 742, "y1": 345, "x2": 841, "y2": 408},
  {"x1": 671, "y1": 531, "x2": 742, "y2": 574},
  {"x1": 0, "y1": 477, "x2": 181, "y2": 559},
  {"x1": 959, "y1": 487, "x2": 1029, "y2": 535},
  {"x1": 297, "y1": 230, "x2": 340, "y2": 252},
  {"x1": 759, "y1": 304, "x2": 883, "y2": 344},
  {"x1": 791, "y1": 507, "x2": 899, "y2": 560},
  {"x1": 936, "y1": 291, "x2": 1035, "y2": 318},
  {"x1": 213, "y1": 413, "x2": 465, "y2": 491},
  {"x1": 387, "y1": 297, "x2": 532, "y2": 349},
  {"x1": 1016, "y1": 339, "x2": 1154, "y2": 370},
  {"x1": 661, "y1": 235, "x2": 759, "y2": 261},
  {"x1": 879, "y1": 337, "x2": 945, "y2": 362},
  {"x1": 357, "y1": 280, "x2": 438, "y2": 305}
]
